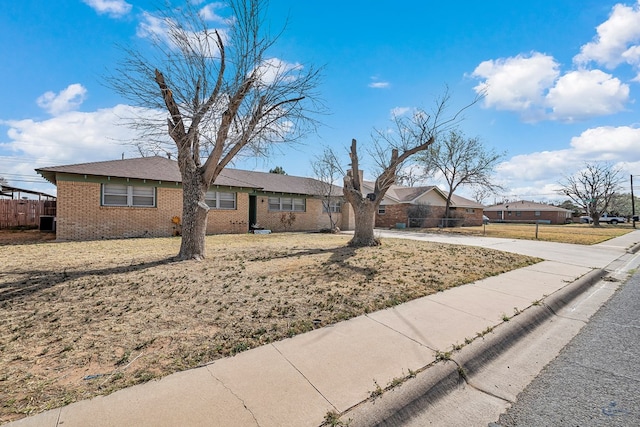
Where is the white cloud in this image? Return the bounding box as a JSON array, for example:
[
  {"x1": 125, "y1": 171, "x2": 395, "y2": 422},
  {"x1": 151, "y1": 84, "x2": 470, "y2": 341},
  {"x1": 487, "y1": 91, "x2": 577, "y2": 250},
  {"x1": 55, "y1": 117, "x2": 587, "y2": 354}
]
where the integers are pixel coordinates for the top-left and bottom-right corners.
[
  {"x1": 472, "y1": 2, "x2": 640, "y2": 123},
  {"x1": 82, "y1": 0, "x2": 132, "y2": 18},
  {"x1": 199, "y1": 2, "x2": 233, "y2": 25},
  {"x1": 136, "y1": 11, "x2": 172, "y2": 43},
  {"x1": 36, "y1": 84, "x2": 88, "y2": 116},
  {"x1": 137, "y1": 11, "x2": 227, "y2": 56},
  {"x1": 495, "y1": 125, "x2": 640, "y2": 200},
  {"x1": 472, "y1": 52, "x2": 559, "y2": 121},
  {"x1": 253, "y1": 58, "x2": 303, "y2": 85},
  {"x1": 570, "y1": 126, "x2": 640, "y2": 160},
  {"x1": 368, "y1": 77, "x2": 389, "y2": 89},
  {"x1": 496, "y1": 149, "x2": 574, "y2": 182},
  {"x1": 546, "y1": 70, "x2": 629, "y2": 121},
  {"x1": 390, "y1": 107, "x2": 411, "y2": 118},
  {"x1": 369, "y1": 81, "x2": 389, "y2": 89},
  {"x1": 471, "y1": 52, "x2": 630, "y2": 122},
  {"x1": 574, "y1": 0, "x2": 640, "y2": 69},
  {"x1": 0, "y1": 105, "x2": 163, "y2": 193}
]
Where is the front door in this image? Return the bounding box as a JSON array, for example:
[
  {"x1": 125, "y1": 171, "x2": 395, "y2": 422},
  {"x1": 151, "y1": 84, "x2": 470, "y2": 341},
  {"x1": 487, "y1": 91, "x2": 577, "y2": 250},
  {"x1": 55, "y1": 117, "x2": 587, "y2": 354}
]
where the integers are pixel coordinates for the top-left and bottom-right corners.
[{"x1": 249, "y1": 195, "x2": 257, "y2": 231}]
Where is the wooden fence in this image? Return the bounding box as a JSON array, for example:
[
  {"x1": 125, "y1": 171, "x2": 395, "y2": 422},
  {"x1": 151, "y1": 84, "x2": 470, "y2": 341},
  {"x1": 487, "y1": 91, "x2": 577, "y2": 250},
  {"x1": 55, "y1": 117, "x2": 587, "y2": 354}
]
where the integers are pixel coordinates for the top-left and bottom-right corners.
[{"x1": 0, "y1": 200, "x2": 57, "y2": 229}]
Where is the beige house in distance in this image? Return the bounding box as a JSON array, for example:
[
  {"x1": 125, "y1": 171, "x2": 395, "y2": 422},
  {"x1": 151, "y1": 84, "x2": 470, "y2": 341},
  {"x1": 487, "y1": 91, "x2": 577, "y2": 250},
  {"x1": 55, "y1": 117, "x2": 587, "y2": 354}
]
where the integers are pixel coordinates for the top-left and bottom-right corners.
[{"x1": 36, "y1": 156, "x2": 351, "y2": 241}]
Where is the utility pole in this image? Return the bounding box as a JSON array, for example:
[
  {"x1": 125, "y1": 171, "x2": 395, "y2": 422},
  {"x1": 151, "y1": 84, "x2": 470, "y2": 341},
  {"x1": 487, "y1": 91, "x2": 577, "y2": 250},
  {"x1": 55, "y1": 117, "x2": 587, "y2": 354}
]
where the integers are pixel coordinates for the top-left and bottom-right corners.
[{"x1": 632, "y1": 175, "x2": 636, "y2": 229}]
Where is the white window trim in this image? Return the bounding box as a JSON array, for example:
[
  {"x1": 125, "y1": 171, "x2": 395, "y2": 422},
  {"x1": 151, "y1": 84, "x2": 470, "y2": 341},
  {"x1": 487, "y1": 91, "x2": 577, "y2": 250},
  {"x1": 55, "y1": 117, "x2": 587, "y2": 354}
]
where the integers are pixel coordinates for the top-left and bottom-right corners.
[
  {"x1": 268, "y1": 197, "x2": 306, "y2": 212},
  {"x1": 102, "y1": 184, "x2": 156, "y2": 207},
  {"x1": 205, "y1": 190, "x2": 237, "y2": 210},
  {"x1": 322, "y1": 199, "x2": 342, "y2": 213},
  {"x1": 378, "y1": 205, "x2": 386, "y2": 215}
]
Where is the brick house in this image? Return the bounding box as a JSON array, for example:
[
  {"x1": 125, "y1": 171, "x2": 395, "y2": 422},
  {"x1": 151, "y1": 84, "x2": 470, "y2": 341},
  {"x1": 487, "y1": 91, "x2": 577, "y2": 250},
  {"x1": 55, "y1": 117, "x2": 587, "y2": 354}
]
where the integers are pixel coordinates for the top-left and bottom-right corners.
[
  {"x1": 359, "y1": 181, "x2": 484, "y2": 228},
  {"x1": 484, "y1": 200, "x2": 572, "y2": 225},
  {"x1": 36, "y1": 156, "x2": 351, "y2": 241}
]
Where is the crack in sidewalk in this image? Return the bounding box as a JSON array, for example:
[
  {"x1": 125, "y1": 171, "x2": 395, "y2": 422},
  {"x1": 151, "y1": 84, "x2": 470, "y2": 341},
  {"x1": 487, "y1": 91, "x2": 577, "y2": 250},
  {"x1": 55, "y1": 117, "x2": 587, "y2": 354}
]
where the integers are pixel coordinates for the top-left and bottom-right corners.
[
  {"x1": 203, "y1": 364, "x2": 261, "y2": 427},
  {"x1": 364, "y1": 313, "x2": 439, "y2": 352},
  {"x1": 270, "y1": 343, "x2": 338, "y2": 412}
]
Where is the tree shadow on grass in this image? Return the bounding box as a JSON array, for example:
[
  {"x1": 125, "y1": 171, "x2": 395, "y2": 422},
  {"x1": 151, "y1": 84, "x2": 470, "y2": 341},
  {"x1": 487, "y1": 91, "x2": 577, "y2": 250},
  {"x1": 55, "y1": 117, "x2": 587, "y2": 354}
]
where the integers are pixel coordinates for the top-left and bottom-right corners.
[
  {"x1": 247, "y1": 245, "x2": 379, "y2": 278},
  {"x1": 0, "y1": 257, "x2": 179, "y2": 303}
]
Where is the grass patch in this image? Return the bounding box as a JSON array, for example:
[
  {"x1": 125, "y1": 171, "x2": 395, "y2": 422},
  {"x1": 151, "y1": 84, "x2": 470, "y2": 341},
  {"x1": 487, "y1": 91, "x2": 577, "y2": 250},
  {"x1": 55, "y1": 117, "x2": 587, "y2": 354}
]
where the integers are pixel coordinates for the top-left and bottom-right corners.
[
  {"x1": 0, "y1": 232, "x2": 538, "y2": 423},
  {"x1": 417, "y1": 222, "x2": 633, "y2": 245}
]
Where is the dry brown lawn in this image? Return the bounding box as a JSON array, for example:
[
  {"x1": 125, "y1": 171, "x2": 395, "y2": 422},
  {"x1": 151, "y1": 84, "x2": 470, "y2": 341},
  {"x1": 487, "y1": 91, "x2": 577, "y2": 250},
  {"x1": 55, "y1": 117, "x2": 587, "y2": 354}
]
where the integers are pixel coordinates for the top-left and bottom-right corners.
[
  {"x1": 423, "y1": 222, "x2": 634, "y2": 245},
  {"x1": 0, "y1": 232, "x2": 539, "y2": 423}
]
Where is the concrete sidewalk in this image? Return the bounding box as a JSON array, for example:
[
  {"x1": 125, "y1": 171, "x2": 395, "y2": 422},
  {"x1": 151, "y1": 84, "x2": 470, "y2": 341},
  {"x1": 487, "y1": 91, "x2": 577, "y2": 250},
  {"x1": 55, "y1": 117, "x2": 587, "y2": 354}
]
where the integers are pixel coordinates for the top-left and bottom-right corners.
[{"x1": 7, "y1": 230, "x2": 640, "y2": 427}]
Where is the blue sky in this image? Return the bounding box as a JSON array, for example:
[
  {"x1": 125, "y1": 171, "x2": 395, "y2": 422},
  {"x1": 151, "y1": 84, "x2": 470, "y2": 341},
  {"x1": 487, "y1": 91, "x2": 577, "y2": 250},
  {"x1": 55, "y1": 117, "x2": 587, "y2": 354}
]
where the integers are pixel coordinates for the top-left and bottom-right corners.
[{"x1": 2, "y1": 0, "x2": 640, "y2": 203}]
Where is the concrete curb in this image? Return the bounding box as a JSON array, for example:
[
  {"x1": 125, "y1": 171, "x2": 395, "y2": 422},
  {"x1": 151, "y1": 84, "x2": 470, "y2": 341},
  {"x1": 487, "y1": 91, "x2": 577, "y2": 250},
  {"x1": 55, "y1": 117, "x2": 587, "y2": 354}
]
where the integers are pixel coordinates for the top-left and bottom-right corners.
[
  {"x1": 340, "y1": 268, "x2": 608, "y2": 427},
  {"x1": 627, "y1": 240, "x2": 640, "y2": 254},
  {"x1": 454, "y1": 268, "x2": 606, "y2": 380}
]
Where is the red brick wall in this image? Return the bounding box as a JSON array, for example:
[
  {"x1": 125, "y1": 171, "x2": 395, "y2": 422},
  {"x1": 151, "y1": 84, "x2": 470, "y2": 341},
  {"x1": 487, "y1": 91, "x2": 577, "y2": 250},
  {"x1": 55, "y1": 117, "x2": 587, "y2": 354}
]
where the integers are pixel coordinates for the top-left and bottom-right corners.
[
  {"x1": 375, "y1": 204, "x2": 408, "y2": 228},
  {"x1": 375, "y1": 204, "x2": 483, "y2": 228},
  {"x1": 485, "y1": 210, "x2": 569, "y2": 224},
  {"x1": 454, "y1": 208, "x2": 484, "y2": 226}
]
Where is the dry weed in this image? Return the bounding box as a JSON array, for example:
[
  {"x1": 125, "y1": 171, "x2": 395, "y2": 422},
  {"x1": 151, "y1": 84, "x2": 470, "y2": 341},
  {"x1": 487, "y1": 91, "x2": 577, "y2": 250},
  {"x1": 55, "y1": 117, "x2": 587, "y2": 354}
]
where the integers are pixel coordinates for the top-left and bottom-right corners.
[{"x1": 0, "y1": 232, "x2": 538, "y2": 423}]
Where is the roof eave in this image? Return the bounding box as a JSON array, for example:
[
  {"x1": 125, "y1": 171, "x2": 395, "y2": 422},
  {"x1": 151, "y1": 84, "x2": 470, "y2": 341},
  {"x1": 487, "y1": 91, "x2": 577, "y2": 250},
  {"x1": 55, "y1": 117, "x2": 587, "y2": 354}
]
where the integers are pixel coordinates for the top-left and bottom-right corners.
[{"x1": 35, "y1": 168, "x2": 57, "y2": 185}]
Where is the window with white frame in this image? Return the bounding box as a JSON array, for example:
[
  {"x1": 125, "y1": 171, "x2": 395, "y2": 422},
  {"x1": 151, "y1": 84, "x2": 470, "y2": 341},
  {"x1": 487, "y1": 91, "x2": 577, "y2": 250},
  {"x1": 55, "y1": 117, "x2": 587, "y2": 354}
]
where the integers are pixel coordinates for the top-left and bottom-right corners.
[
  {"x1": 322, "y1": 199, "x2": 342, "y2": 213},
  {"x1": 378, "y1": 205, "x2": 386, "y2": 215},
  {"x1": 268, "y1": 197, "x2": 305, "y2": 212},
  {"x1": 205, "y1": 190, "x2": 236, "y2": 209},
  {"x1": 535, "y1": 211, "x2": 541, "y2": 216},
  {"x1": 102, "y1": 184, "x2": 156, "y2": 207}
]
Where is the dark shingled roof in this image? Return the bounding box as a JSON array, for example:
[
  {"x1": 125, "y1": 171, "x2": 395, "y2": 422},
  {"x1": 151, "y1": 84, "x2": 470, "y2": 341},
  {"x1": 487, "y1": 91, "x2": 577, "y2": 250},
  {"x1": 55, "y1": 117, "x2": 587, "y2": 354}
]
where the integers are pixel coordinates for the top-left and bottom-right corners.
[
  {"x1": 37, "y1": 156, "x2": 183, "y2": 183},
  {"x1": 36, "y1": 156, "x2": 343, "y2": 197},
  {"x1": 361, "y1": 181, "x2": 483, "y2": 208},
  {"x1": 392, "y1": 186, "x2": 438, "y2": 203}
]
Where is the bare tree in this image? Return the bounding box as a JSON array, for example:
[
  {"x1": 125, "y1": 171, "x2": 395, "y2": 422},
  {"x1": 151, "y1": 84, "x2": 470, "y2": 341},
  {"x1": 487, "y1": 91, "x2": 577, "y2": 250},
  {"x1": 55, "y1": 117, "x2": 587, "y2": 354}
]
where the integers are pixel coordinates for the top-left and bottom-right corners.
[
  {"x1": 396, "y1": 165, "x2": 422, "y2": 187},
  {"x1": 418, "y1": 129, "x2": 503, "y2": 226},
  {"x1": 470, "y1": 185, "x2": 495, "y2": 205},
  {"x1": 311, "y1": 148, "x2": 344, "y2": 232},
  {"x1": 343, "y1": 90, "x2": 478, "y2": 247},
  {"x1": 559, "y1": 162, "x2": 623, "y2": 227},
  {"x1": 107, "y1": 0, "x2": 322, "y2": 260}
]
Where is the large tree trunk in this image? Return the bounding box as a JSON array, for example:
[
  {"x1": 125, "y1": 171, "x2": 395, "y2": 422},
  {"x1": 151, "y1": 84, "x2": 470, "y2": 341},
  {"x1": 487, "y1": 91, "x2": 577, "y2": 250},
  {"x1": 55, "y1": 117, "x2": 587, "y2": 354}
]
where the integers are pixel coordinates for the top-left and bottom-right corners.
[
  {"x1": 349, "y1": 200, "x2": 380, "y2": 247},
  {"x1": 444, "y1": 194, "x2": 453, "y2": 227},
  {"x1": 178, "y1": 166, "x2": 209, "y2": 260}
]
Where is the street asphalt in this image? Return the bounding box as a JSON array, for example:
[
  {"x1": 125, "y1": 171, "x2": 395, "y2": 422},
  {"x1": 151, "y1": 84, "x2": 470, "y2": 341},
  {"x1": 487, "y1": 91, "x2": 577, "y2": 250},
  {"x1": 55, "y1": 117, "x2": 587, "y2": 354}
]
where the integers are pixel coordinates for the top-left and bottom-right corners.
[{"x1": 491, "y1": 267, "x2": 640, "y2": 427}]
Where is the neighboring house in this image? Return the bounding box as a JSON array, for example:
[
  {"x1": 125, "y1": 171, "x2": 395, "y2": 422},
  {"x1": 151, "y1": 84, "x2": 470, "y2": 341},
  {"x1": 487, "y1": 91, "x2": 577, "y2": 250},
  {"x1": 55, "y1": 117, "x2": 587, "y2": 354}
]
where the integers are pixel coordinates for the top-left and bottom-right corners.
[
  {"x1": 360, "y1": 180, "x2": 485, "y2": 228},
  {"x1": 36, "y1": 156, "x2": 351, "y2": 241},
  {"x1": 484, "y1": 200, "x2": 572, "y2": 225}
]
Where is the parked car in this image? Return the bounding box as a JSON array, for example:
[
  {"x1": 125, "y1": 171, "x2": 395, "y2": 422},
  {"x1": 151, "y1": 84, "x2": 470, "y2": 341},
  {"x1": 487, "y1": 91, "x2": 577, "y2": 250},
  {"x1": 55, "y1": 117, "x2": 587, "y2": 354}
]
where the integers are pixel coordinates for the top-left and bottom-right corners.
[{"x1": 580, "y1": 214, "x2": 627, "y2": 224}]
